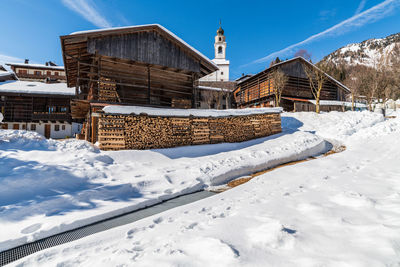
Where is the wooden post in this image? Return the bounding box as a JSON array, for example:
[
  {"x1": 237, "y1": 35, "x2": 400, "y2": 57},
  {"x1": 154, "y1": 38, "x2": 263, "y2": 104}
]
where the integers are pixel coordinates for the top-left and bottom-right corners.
[{"x1": 147, "y1": 66, "x2": 151, "y2": 105}]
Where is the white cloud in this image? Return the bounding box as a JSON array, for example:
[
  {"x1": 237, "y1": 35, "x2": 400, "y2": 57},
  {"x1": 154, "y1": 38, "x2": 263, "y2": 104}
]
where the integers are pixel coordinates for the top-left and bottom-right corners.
[
  {"x1": 0, "y1": 54, "x2": 24, "y2": 71},
  {"x1": 355, "y1": 0, "x2": 367, "y2": 15},
  {"x1": 61, "y1": 0, "x2": 112, "y2": 28},
  {"x1": 247, "y1": 0, "x2": 400, "y2": 66}
]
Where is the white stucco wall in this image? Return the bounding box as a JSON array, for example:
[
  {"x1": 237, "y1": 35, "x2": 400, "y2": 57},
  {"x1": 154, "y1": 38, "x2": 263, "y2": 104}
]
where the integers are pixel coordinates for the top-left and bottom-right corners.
[{"x1": 1, "y1": 122, "x2": 80, "y2": 139}]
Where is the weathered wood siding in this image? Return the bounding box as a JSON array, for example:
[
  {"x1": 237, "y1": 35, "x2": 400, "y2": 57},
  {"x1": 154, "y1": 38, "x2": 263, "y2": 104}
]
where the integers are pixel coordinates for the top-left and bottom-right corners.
[
  {"x1": 87, "y1": 31, "x2": 200, "y2": 72},
  {"x1": 234, "y1": 58, "x2": 347, "y2": 110},
  {"x1": 97, "y1": 113, "x2": 282, "y2": 150},
  {"x1": 0, "y1": 95, "x2": 72, "y2": 122}
]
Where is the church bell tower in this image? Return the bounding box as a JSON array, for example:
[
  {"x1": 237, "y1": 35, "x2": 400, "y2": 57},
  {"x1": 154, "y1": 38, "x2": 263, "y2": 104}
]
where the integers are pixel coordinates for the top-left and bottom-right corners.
[
  {"x1": 215, "y1": 23, "x2": 227, "y2": 60},
  {"x1": 199, "y1": 21, "x2": 230, "y2": 82}
]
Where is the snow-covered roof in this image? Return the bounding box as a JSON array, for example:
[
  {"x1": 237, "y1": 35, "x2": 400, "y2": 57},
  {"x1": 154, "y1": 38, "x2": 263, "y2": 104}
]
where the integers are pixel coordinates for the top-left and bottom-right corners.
[
  {"x1": 0, "y1": 70, "x2": 11, "y2": 77},
  {"x1": 308, "y1": 100, "x2": 367, "y2": 108},
  {"x1": 198, "y1": 85, "x2": 231, "y2": 92},
  {"x1": 102, "y1": 105, "x2": 282, "y2": 117},
  {"x1": 6, "y1": 62, "x2": 64, "y2": 70},
  {"x1": 70, "y1": 24, "x2": 218, "y2": 70},
  {"x1": 0, "y1": 81, "x2": 75, "y2": 95}
]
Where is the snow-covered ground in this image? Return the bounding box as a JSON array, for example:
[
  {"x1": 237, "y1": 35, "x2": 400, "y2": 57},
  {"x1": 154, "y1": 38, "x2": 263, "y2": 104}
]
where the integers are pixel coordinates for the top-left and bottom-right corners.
[
  {"x1": 3, "y1": 111, "x2": 400, "y2": 266},
  {"x1": 0, "y1": 115, "x2": 327, "y2": 252}
]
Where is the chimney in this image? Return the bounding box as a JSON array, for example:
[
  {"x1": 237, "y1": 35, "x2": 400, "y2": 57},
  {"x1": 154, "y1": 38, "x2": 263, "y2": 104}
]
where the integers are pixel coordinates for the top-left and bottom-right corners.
[
  {"x1": 45, "y1": 62, "x2": 49, "y2": 66},
  {"x1": 24, "y1": 59, "x2": 29, "y2": 64}
]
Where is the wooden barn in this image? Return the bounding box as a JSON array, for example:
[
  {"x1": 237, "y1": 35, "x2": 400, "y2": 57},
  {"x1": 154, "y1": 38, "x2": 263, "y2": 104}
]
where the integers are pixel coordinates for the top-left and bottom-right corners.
[
  {"x1": 233, "y1": 57, "x2": 350, "y2": 111},
  {"x1": 60, "y1": 24, "x2": 218, "y2": 142}
]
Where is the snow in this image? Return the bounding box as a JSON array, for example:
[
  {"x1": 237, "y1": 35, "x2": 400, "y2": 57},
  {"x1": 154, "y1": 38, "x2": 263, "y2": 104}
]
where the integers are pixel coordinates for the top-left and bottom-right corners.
[
  {"x1": 0, "y1": 115, "x2": 325, "y2": 252},
  {"x1": 2, "y1": 111, "x2": 400, "y2": 266},
  {"x1": 102, "y1": 105, "x2": 282, "y2": 117},
  {"x1": 70, "y1": 24, "x2": 218, "y2": 70},
  {"x1": 330, "y1": 38, "x2": 399, "y2": 68},
  {"x1": 0, "y1": 80, "x2": 74, "y2": 95},
  {"x1": 308, "y1": 100, "x2": 367, "y2": 108},
  {"x1": 0, "y1": 70, "x2": 11, "y2": 77},
  {"x1": 5, "y1": 62, "x2": 64, "y2": 70},
  {"x1": 10, "y1": 111, "x2": 400, "y2": 266},
  {"x1": 198, "y1": 85, "x2": 228, "y2": 92}
]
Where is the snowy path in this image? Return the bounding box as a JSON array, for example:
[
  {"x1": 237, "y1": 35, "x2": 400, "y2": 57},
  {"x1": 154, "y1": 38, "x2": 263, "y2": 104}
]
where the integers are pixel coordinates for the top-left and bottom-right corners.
[
  {"x1": 12, "y1": 112, "x2": 400, "y2": 267},
  {"x1": 0, "y1": 115, "x2": 330, "y2": 252}
]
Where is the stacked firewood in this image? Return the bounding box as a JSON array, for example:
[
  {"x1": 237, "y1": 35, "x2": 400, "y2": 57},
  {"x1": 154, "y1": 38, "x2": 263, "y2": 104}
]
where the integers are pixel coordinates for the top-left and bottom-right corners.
[
  {"x1": 98, "y1": 115, "x2": 125, "y2": 150},
  {"x1": 98, "y1": 78, "x2": 120, "y2": 102},
  {"x1": 97, "y1": 113, "x2": 282, "y2": 151},
  {"x1": 171, "y1": 98, "x2": 191, "y2": 109}
]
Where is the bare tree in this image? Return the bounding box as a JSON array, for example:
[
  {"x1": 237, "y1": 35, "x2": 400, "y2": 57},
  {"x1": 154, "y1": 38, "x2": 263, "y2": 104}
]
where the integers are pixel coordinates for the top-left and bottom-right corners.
[
  {"x1": 294, "y1": 49, "x2": 312, "y2": 61},
  {"x1": 202, "y1": 89, "x2": 220, "y2": 109},
  {"x1": 270, "y1": 69, "x2": 288, "y2": 107},
  {"x1": 219, "y1": 87, "x2": 231, "y2": 109},
  {"x1": 303, "y1": 62, "x2": 329, "y2": 113}
]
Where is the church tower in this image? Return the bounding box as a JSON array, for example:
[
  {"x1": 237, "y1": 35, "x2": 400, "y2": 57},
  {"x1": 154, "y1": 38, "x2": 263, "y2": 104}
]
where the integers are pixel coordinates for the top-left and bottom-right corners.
[
  {"x1": 199, "y1": 22, "x2": 230, "y2": 82},
  {"x1": 215, "y1": 25, "x2": 227, "y2": 59}
]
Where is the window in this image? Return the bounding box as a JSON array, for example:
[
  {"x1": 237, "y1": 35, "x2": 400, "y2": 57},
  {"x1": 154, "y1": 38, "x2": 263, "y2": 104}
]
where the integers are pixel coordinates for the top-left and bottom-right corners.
[
  {"x1": 218, "y1": 46, "x2": 223, "y2": 54},
  {"x1": 60, "y1": 107, "x2": 68, "y2": 113},
  {"x1": 48, "y1": 106, "x2": 56, "y2": 113},
  {"x1": 34, "y1": 71, "x2": 41, "y2": 76},
  {"x1": 221, "y1": 72, "x2": 224, "y2": 75},
  {"x1": 1, "y1": 124, "x2": 8, "y2": 129},
  {"x1": 62, "y1": 125, "x2": 66, "y2": 130},
  {"x1": 54, "y1": 125, "x2": 60, "y2": 131},
  {"x1": 55, "y1": 71, "x2": 59, "y2": 76},
  {"x1": 22, "y1": 124, "x2": 26, "y2": 130},
  {"x1": 47, "y1": 71, "x2": 51, "y2": 76},
  {"x1": 18, "y1": 69, "x2": 27, "y2": 74},
  {"x1": 31, "y1": 124, "x2": 36, "y2": 131},
  {"x1": 219, "y1": 37, "x2": 221, "y2": 41}
]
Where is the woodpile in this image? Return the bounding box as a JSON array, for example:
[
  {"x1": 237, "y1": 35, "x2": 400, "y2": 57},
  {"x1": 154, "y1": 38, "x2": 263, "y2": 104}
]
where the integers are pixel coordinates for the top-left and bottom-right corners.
[
  {"x1": 171, "y1": 98, "x2": 192, "y2": 109},
  {"x1": 98, "y1": 115, "x2": 125, "y2": 150},
  {"x1": 98, "y1": 78, "x2": 120, "y2": 102},
  {"x1": 97, "y1": 113, "x2": 282, "y2": 150}
]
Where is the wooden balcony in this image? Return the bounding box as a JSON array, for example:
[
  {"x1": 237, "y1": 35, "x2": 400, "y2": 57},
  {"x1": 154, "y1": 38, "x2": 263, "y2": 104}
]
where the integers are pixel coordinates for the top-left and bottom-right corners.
[
  {"x1": 16, "y1": 73, "x2": 66, "y2": 80},
  {"x1": 31, "y1": 112, "x2": 71, "y2": 121}
]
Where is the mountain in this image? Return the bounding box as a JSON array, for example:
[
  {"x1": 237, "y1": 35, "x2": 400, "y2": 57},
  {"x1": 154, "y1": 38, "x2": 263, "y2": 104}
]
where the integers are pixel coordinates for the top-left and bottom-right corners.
[{"x1": 322, "y1": 33, "x2": 400, "y2": 68}]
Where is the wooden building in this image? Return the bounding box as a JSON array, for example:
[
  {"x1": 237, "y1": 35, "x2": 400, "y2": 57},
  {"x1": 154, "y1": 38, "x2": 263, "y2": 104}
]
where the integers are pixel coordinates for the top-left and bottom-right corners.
[
  {"x1": 60, "y1": 24, "x2": 218, "y2": 142},
  {"x1": 7, "y1": 60, "x2": 65, "y2": 82},
  {"x1": 234, "y1": 57, "x2": 350, "y2": 111},
  {"x1": 0, "y1": 80, "x2": 79, "y2": 138}
]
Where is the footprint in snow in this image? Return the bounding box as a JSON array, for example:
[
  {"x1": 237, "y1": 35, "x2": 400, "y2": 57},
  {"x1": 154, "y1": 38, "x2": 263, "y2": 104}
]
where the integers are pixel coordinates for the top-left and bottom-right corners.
[
  {"x1": 21, "y1": 223, "x2": 42, "y2": 234},
  {"x1": 153, "y1": 217, "x2": 163, "y2": 224}
]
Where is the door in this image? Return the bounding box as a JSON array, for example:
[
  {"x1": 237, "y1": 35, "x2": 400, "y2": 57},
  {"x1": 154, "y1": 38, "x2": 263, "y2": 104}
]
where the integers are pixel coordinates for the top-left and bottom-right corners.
[{"x1": 44, "y1": 124, "x2": 51, "y2": 139}]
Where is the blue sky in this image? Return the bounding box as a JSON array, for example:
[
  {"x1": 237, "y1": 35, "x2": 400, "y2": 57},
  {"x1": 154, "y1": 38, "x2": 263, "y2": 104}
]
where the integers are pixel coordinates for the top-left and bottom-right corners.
[{"x1": 1, "y1": 0, "x2": 400, "y2": 79}]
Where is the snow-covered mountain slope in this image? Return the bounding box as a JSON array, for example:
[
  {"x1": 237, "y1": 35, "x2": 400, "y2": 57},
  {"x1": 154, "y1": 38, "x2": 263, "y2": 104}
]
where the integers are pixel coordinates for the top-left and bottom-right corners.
[{"x1": 322, "y1": 33, "x2": 400, "y2": 68}]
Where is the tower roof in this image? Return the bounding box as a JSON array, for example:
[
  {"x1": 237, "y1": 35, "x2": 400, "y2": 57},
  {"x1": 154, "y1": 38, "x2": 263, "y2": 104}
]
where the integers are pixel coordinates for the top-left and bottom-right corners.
[
  {"x1": 217, "y1": 21, "x2": 224, "y2": 35},
  {"x1": 217, "y1": 26, "x2": 224, "y2": 35}
]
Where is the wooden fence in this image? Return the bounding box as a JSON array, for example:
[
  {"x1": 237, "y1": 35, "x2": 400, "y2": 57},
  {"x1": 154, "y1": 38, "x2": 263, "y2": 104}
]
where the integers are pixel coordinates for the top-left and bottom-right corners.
[{"x1": 97, "y1": 112, "x2": 282, "y2": 150}]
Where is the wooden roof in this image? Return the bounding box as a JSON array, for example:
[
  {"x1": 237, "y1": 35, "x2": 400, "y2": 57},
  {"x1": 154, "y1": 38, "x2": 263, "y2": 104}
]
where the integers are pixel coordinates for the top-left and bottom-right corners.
[
  {"x1": 60, "y1": 24, "x2": 218, "y2": 88},
  {"x1": 237, "y1": 57, "x2": 351, "y2": 93}
]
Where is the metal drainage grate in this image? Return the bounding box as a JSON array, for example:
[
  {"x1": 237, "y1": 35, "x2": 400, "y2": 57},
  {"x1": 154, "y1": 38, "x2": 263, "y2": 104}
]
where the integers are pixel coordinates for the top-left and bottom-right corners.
[{"x1": 0, "y1": 190, "x2": 216, "y2": 266}]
